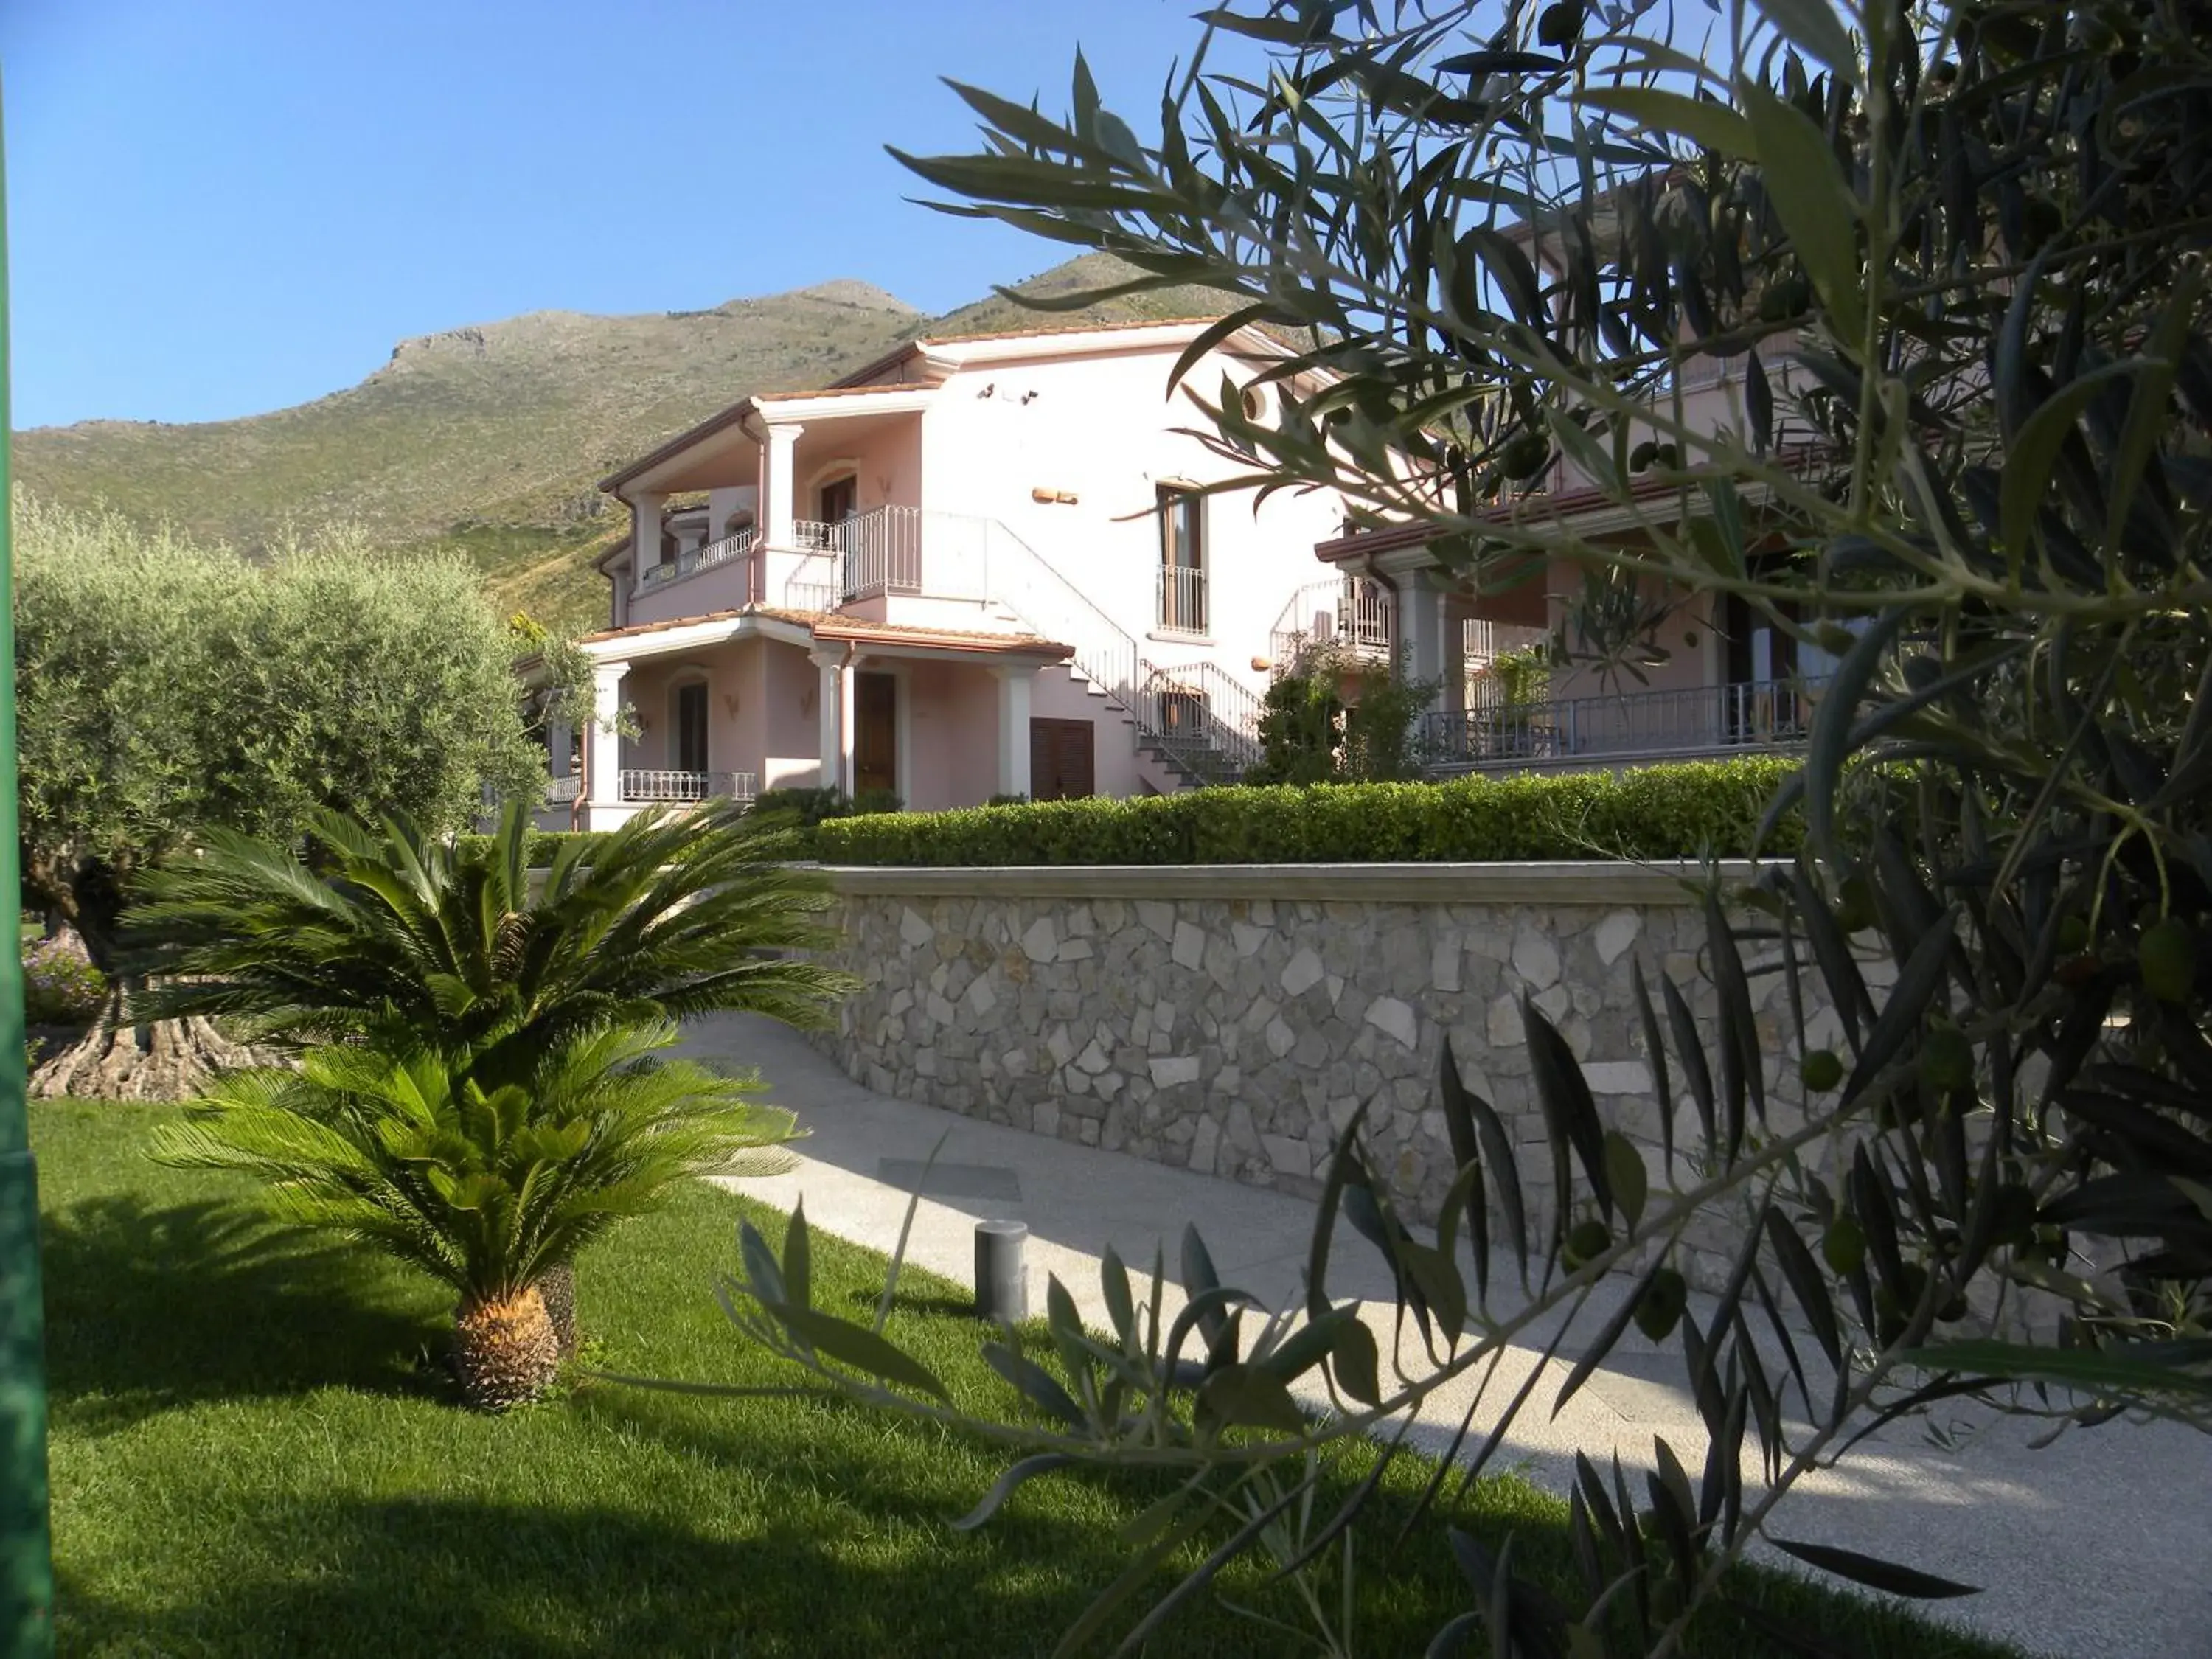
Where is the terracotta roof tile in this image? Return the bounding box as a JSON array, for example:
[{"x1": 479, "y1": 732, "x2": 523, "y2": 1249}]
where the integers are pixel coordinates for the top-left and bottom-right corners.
[
  {"x1": 577, "y1": 608, "x2": 748, "y2": 645},
  {"x1": 577, "y1": 604, "x2": 1074, "y2": 660},
  {"x1": 808, "y1": 614, "x2": 1074, "y2": 656}
]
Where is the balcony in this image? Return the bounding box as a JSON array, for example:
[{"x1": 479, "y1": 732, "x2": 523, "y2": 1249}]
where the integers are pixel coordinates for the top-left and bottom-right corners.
[
  {"x1": 637, "y1": 527, "x2": 755, "y2": 596},
  {"x1": 1266, "y1": 574, "x2": 1397, "y2": 669},
  {"x1": 1338, "y1": 576, "x2": 1394, "y2": 658},
  {"x1": 780, "y1": 505, "x2": 991, "y2": 610},
  {"x1": 1424, "y1": 677, "x2": 1827, "y2": 772},
  {"x1": 1154, "y1": 565, "x2": 1210, "y2": 639},
  {"x1": 617, "y1": 769, "x2": 758, "y2": 804}
]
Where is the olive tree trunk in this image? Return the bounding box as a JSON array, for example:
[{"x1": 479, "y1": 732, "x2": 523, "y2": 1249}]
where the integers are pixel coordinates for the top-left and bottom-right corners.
[{"x1": 27, "y1": 989, "x2": 269, "y2": 1102}]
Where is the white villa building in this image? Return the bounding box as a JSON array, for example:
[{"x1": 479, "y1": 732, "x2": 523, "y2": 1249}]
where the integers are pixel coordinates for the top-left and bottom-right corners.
[{"x1": 543, "y1": 318, "x2": 1354, "y2": 827}]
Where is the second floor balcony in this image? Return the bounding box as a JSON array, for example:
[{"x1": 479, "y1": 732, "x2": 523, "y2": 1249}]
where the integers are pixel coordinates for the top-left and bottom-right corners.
[{"x1": 776, "y1": 504, "x2": 993, "y2": 610}]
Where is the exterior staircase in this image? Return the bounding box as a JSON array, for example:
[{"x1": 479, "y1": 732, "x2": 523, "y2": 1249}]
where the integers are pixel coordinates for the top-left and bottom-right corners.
[
  {"x1": 787, "y1": 509, "x2": 1271, "y2": 792},
  {"x1": 976, "y1": 521, "x2": 1265, "y2": 792}
]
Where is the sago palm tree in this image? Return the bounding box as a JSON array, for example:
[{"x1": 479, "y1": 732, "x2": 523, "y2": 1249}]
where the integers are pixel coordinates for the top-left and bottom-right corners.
[
  {"x1": 151, "y1": 1021, "x2": 790, "y2": 1409},
  {"x1": 126, "y1": 797, "x2": 855, "y2": 1082},
  {"x1": 128, "y1": 797, "x2": 853, "y2": 1352}
]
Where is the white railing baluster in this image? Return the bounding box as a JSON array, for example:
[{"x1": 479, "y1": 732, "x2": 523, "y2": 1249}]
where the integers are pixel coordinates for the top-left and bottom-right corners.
[
  {"x1": 617, "y1": 769, "x2": 757, "y2": 804},
  {"x1": 1421, "y1": 676, "x2": 1832, "y2": 771},
  {"x1": 635, "y1": 527, "x2": 756, "y2": 597}
]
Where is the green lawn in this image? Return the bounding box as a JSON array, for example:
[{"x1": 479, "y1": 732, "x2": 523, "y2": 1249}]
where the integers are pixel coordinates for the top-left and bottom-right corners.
[{"x1": 35, "y1": 1099, "x2": 2019, "y2": 1658}]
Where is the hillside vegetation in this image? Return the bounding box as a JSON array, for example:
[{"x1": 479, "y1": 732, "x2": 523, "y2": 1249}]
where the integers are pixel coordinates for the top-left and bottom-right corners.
[{"x1": 15, "y1": 254, "x2": 1236, "y2": 632}]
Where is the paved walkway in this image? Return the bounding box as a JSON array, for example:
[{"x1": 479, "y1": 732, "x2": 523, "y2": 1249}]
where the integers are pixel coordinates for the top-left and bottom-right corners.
[{"x1": 679, "y1": 1014, "x2": 2212, "y2": 1659}]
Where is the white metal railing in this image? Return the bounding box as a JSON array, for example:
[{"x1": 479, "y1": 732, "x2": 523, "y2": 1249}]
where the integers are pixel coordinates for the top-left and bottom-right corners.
[
  {"x1": 1268, "y1": 578, "x2": 1347, "y2": 669},
  {"x1": 1462, "y1": 619, "x2": 1550, "y2": 669},
  {"x1": 636, "y1": 527, "x2": 755, "y2": 595},
  {"x1": 617, "y1": 769, "x2": 757, "y2": 804},
  {"x1": 1266, "y1": 575, "x2": 1397, "y2": 669},
  {"x1": 1140, "y1": 660, "x2": 1265, "y2": 782},
  {"x1": 544, "y1": 774, "x2": 582, "y2": 804},
  {"x1": 764, "y1": 507, "x2": 1144, "y2": 738},
  {"x1": 1339, "y1": 576, "x2": 1395, "y2": 655},
  {"x1": 783, "y1": 505, "x2": 990, "y2": 605},
  {"x1": 1424, "y1": 678, "x2": 1829, "y2": 771},
  {"x1": 1154, "y1": 565, "x2": 1210, "y2": 637}
]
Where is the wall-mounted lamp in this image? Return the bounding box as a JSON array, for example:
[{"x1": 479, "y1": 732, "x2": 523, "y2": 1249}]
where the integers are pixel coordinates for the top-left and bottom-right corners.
[{"x1": 1029, "y1": 487, "x2": 1080, "y2": 505}]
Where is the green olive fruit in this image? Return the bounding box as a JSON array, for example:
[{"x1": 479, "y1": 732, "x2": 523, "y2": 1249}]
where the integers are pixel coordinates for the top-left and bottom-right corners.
[
  {"x1": 1834, "y1": 874, "x2": 1876, "y2": 934},
  {"x1": 1823, "y1": 1214, "x2": 1866, "y2": 1276},
  {"x1": 1799, "y1": 1048, "x2": 1845, "y2": 1092},
  {"x1": 1634, "y1": 1267, "x2": 1689, "y2": 1342},
  {"x1": 2139, "y1": 917, "x2": 2196, "y2": 1004},
  {"x1": 1920, "y1": 1025, "x2": 1975, "y2": 1093},
  {"x1": 1536, "y1": 0, "x2": 1584, "y2": 47},
  {"x1": 1759, "y1": 274, "x2": 1812, "y2": 321},
  {"x1": 1989, "y1": 1183, "x2": 2038, "y2": 1249},
  {"x1": 2056, "y1": 914, "x2": 2090, "y2": 953},
  {"x1": 1500, "y1": 433, "x2": 1552, "y2": 479},
  {"x1": 1563, "y1": 1219, "x2": 1612, "y2": 1270},
  {"x1": 1630, "y1": 439, "x2": 1660, "y2": 472}
]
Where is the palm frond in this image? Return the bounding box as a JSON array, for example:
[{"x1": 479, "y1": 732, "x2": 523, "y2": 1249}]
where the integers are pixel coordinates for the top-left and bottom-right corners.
[
  {"x1": 150, "y1": 1022, "x2": 800, "y2": 1300},
  {"x1": 128, "y1": 799, "x2": 856, "y2": 1068}
]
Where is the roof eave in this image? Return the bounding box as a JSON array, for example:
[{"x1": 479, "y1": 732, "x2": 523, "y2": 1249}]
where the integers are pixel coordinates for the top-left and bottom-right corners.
[{"x1": 597, "y1": 398, "x2": 760, "y2": 495}]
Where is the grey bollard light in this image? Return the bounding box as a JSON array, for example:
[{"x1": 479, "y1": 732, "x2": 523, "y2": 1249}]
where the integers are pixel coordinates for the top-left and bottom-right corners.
[{"x1": 974, "y1": 1219, "x2": 1029, "y2": 1323}]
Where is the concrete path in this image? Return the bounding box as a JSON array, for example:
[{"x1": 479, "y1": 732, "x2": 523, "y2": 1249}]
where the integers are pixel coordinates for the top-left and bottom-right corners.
[{"x1": 680, "y1": 1013, "x2": 2212, "y2": 1659}]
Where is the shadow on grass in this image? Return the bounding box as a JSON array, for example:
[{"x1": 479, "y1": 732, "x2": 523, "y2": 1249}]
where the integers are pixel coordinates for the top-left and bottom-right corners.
[
  {"x1": 838, "y1": 1284, "x2": 985, "y2": 1322},
  {"x1": 41, "y1": 1194, "x2": 447, "y2": 1428},
  {"x1": 52, "y1": 1489, "x2": 1161, "y2": 1659}
]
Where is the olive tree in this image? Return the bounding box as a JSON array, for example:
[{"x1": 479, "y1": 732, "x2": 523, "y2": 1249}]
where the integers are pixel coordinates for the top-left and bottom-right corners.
[
  {"x1": 669, "y1": 1, "x2": 2212, "y2": 1653},
  {"x1": 15, "y1": 495, "x2": 546, "y2": 1097}
]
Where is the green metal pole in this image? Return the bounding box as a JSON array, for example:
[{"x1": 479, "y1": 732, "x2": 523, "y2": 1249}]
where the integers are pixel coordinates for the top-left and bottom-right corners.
[{"x1": 0, "y1": 67, "x2": 58, "y2": 1659}]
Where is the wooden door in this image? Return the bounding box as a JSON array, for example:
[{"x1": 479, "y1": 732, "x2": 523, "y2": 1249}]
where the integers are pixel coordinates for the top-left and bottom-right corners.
[
  {"x1": 854, "y1": 672, "x2": 898, "y2": 798},
  {"x1": 1029, "y1": 717, "x2": 1096, "y2": 801},
  {"x1": 674, "y1": 681, "x2": 709, "y2": 775}
]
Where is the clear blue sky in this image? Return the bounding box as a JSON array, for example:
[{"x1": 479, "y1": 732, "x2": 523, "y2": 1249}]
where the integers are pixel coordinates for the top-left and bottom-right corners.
[{"x1": 2, "y1": 0, "x2": 1253, "y2": 430}]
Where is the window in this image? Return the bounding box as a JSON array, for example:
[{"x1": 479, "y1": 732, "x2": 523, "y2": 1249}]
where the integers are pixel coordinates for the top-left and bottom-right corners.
[
  {"x1": 1156, "y1": 485, "x2": 1207, "y2": 635},
  {"x1": 818, "y1": 476, "x2": 858, "y2": 527}
]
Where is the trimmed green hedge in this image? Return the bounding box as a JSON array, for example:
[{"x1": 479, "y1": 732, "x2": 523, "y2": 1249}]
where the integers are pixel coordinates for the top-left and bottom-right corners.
[
  {"x1": 456, "y1": 830, "x2": 611, "y2": 869},
  {"x1": 813, "y1": 757, "x2": 1804, "y2": 866}
]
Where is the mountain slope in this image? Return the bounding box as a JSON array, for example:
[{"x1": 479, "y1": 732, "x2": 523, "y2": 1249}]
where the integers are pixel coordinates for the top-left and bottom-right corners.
[{"x1": 16, "y1": 255, "x2": 1228, "y2": 632}]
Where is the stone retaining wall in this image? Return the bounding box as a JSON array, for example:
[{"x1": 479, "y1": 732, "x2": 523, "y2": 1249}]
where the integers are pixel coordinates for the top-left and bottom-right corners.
[{"x1": 818, "y1": 863, "x2": 1851, "y2": 1284}]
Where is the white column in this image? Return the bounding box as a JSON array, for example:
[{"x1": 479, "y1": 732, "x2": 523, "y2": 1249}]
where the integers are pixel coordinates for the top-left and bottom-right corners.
[
  {"x1": 809, "y1": 646, "x2": 844, "y2": 793},
  {"x1": 1395, "y1": 570, "x2": 1450, "y2": 709},
  {"x1": 547, "y1": 717, "x2": 574, "y2": 779},
  {"x1": 1441, "y1": 597, "x2": 1468, "y2": 714},
  {"x1": 763, "y1": 423, "x2": 805, "y2": 547},
  {"x1": 587, "y1": 661, "x2": 629, "y2": 807},
  {"x1": 630, "y1": 493, "x2": 666, "y2": 576},
  {"x1": 992, "y1": 664, "x2": 1038, "y2": 799}
]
